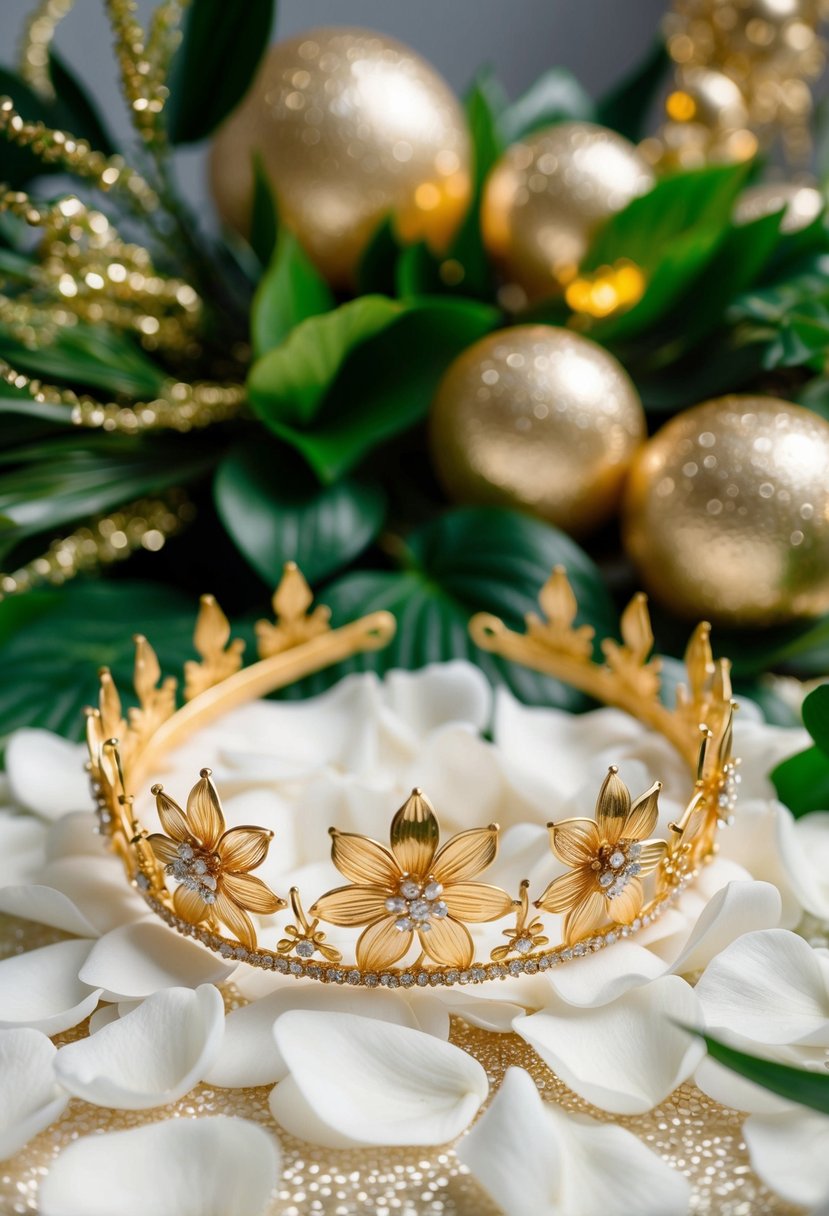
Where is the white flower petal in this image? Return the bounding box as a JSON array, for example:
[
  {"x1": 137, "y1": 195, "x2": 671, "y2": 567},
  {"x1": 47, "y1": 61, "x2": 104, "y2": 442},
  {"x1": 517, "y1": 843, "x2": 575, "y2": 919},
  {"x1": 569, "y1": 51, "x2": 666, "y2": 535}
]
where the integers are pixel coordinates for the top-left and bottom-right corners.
[
  {"x1": 515, "y1": 976, "x2": 704, "y2": 1114},
  {"x1": 0, "y1": 1028, "x2": 68, "y2": 1160},
  {"x1": 34, "y1": 856, "x2": 148, "y2": 934},
  {"x1": 744, "y1": 1107, "x2": 829, "y2": 1209},
  {"x1": 732, "y1": 719, "x2": 809, "y2": 801},
  {"x1": 694, "y1": 928, "x2": 829, "y2": 1046},
  {"x1": 669, "y1": 880, "x2": 782, "y2": 977},
  {"x1": 437, "y1": 990, "x2": 528, "y2": 1032},
  {"x1": 401, "y1": 725, "x2": 506, "y2": 833},
  {"x1": 792, "y1": 811, "x2": 829, "y2": 922},
  {"x1": 544, "y1": 942, "x2": 664, "y2": 1008},
  {"x1": 269, "y1": 1010, "x2": 488, "y2": 1147},
  {"x1": 204, "y1": 985, "x2": 426, "y2": 1088},
  {"x1": 54, "y1": 985, "x2": 223, "y2": 1109},
  {"x1": 38, "y1": 1115, "x2": 280, "y2": 1216},
  {"x1": 0, "y1": 810, "x2": 47, "y2": 885},
  {"x1": 78, "y1": 922, "x2": 235, "y2": 1000},
  {"x1": 0, "y1": 884, "x2": 98, "y2": 939},
  {"x1": 5, "y1": 730, "x2": 89, "y2": 820},
  {"x1": 384, "y1": 662, "x2": 492, "y2": 736},
  {"x1": 718, "y1": 798, "x2": 805, "y2": 927},
  {"x1": 693, "y1": 1054, "x2": 790, "y2": 1116},
  {"x1": 0, "y1": 939, "x2": 101, "y2": 1034},
  {"x1": 44, "y1": 812, "x2": 106, "y2": 862},
  {"x1": 457, "y1": 1066, "x2": 691, "y2": 1216}
]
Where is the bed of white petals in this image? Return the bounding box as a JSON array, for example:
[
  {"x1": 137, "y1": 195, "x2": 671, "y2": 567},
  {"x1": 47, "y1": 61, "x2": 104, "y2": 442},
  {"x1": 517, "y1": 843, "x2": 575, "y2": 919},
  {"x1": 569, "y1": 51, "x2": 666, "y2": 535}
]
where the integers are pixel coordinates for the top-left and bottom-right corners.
[{"x1": 0, "y1": 662, "x2": 828, "y2": 1215}]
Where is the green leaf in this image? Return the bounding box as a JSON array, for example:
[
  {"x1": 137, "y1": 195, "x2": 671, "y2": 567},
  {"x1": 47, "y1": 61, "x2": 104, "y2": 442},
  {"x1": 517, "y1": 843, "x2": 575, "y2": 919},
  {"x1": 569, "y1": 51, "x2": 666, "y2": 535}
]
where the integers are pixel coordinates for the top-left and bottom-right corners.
[
  {"x1": 166, "y1": 0, "x2": 275, "y2": 144},
  {"x1": 48, "y1": 52, "x2": 117, "y2": 156},
  {"x1": 583, "y1": 163, "x2": 751, "y2": 344},
  {"x1": 249, "y1": 152, "x2": 279, "y2": 266},
  {"x1": 249, "y1": 295, "x2": 498, "y2": 481},
  {"x1": 251, "y1": 230, "x2": 334, "y2": 357},
  {"x1": 0, "y1": 434, "x2": 216, "y2": 564},
  {"x1": 0, "y1": 67, "x2": 67, "y2": 187},
  {"x1": 466, "y1": 72, "x2": 505, "y2": 189},
  {"x1": 356, "y1": 216, "x2": 402, "y2": 297},
  {"x1": 290, "y1": 506, "x2": 616, "y2": 706},
  {"x1": 214, "y1": 436, "x2": 385, "y2": 584},
  {"x1": 500, "y1": 68, "x2": 594, "y2": 144},
  {"x1": 771, "y1": 744, "x2": 829, "y2": 818},
  {"x1": 595, "y1": 40, "x2": 670, "y2": 142},
  {"x1": 698, "y1": 1032, "x2": 829, "y2": 1116},
  {"x1": 802, "y1": 683, "x2": 829, "y2": 753},
  {"x1": 0, "y1": 325, "x2": 166, "y2": 399},
  {"x1": 0, "y1": 581, "x2": 216, "y2": 742}
]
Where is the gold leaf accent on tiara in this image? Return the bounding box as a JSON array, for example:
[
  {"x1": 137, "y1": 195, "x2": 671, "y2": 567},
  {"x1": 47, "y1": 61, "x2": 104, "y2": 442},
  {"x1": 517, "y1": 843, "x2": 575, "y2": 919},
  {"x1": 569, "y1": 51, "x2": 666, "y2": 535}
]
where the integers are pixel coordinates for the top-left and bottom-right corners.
[
  {"x1": 128, "y1": 634, "x2": 177, "y2": 749},
  {"x1": 601, "y1": 592, "x2": 661, "y2": 700},
  {"x1": 658, "y1": 796, "x2": 707, "y2": 896},
  {"x1": 536, "y1": 768, "x2": 667, "y2": 945},
  {"x1": 147, "y1": 768, "x2": 285, "y2": 950},
  {"x1": 526, "y1": 565, "x2": 594, "y2": 660},
  {"x1": 491, "y1": 880, "x2": 549, "y2": 962},
  {"x1": 256, "y1": 562, "x2": 332, "y2": 659},
  {"x1": 310, "y1": 790, "x2": 513, "y2": 971},
  {"x1": 184, "y1": 595, "x2": 245, "y2": 700},
  {"x1": 277, "y1": 887, "x2": 342, "y2": 964}
]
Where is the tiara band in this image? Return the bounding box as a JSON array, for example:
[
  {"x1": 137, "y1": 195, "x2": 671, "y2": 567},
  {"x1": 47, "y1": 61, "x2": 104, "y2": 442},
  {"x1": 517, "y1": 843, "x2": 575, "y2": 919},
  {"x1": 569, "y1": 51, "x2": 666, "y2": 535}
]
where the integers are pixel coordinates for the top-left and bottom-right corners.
[{"x1": 85, "y1": 563, "x2": 737, "y2": 989}]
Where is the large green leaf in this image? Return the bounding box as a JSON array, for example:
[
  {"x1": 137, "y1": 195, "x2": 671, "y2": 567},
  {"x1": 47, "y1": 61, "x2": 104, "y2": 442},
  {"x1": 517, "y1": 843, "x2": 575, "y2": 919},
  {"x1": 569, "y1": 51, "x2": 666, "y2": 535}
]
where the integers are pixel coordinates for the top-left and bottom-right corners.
[
  {"x1": 166, "y1": 0, "x2": 275, "y2": 144},
  {"x1": 0, "y1": 434, "x2": 216, "y2": 564},
  {"x1": 698, "y1": 1033, "x2": 829, "y2": 1116},
  {"x1": 249, "y1": 152, "x2": 279, "y2": 266},
  {"x1": 595, "y1": 40, "x2": 670, "y2": 142},
  {"x1": 0, "y1": 581, "x2": 220, "y2": 743},
  {"x1": 582, "y1": 163, "x2": 751, "y2": 344},
  {"x1": 251, "y1": 230, "x2": 334, "y2": 357},
  {"x1": 771, "y1": 683, "x2": 829, "y2": 817},
  {"x1": 499, "y1": 68, "x2": 594, "y2": 144},
  {"x1": 48, "y1": 52, "x2": 117, "y2": 156},
  {"x1": 248, "y1": 296, "x2": 498, "y2": 482},
  {"x1": 288, "y1": 507, "x2": 617, "y2": 707},
  {"x1": 214, "y1": 436, "x2": 385, "y2": 584}
]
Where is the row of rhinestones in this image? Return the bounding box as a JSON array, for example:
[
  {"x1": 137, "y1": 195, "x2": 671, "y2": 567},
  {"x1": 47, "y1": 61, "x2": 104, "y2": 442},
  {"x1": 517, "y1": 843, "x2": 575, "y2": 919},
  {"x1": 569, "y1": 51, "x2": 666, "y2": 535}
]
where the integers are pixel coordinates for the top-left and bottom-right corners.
[{"x1": 141, "y1": 878, "x2": 690, "y2": 988}]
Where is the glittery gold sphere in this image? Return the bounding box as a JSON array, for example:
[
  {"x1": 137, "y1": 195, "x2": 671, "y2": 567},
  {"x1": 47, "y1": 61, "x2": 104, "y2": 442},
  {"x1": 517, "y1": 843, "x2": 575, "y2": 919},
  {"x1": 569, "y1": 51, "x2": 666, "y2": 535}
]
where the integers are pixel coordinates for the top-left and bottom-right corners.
[
  {"x1": 734, "y1": 181, "x2": 824, "y2": 232},
  {"x1": 430, "y1": 325, "x2": 646, "y2": 536},
  {"x1": 209, "y1": 28, "x2": 472, "y2": 288},
  {"x1": 623, "y1": 396, "x2": 829, "y2": 626},
  {"x1": 480, "y1": 122, "x2": 655, "y2": 305}
]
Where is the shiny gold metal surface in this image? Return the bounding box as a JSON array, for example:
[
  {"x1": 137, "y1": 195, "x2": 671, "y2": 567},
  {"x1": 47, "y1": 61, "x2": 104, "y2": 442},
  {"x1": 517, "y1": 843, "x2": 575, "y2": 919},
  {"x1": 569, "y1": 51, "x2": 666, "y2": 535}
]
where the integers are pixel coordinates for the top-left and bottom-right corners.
[
  {"x1": 480, "y1": 122, "x2": 654, "y2": 305},
  {"x1": 429, "y1": 325, "x2": 646, "y2": 536},
  {"x1": 623, "y1": 395, "x2": 829, "y2": 625},
  {"x1": 734, "y1": 181, "x2": 824, "y2": 232},
  {"x1": 209, "y1": 28, "x2": 472, "y2": 288}
]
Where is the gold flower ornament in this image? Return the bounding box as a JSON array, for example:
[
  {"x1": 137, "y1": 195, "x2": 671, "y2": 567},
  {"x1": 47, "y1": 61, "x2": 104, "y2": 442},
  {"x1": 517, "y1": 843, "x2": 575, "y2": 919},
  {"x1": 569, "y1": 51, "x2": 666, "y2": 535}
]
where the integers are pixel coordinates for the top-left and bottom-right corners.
[
  {"x1": 310, "y1": 790, "x2": 513, "y2": 971},
  {"x1": 537, "y1": 767, "x2": 667, "y2": 944},
  {"x1": 148, "y1": 768, "x2": 285, "y2": 949}
]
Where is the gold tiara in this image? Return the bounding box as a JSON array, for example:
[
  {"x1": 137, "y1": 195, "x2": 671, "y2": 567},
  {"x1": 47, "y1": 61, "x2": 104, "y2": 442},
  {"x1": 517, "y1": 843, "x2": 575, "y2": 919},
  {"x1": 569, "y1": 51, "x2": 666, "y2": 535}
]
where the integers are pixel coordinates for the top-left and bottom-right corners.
[{"x1": 85, "y1": 563, "x2": 737, "y2": 989}]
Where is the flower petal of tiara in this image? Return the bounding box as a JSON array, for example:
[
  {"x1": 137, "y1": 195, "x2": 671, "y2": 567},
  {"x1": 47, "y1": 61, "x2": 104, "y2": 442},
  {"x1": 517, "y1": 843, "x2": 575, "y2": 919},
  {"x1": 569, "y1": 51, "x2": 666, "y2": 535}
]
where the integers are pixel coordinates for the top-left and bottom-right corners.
[{"x1": 85, "y1": 562, "x2": 737, "y2": 988}]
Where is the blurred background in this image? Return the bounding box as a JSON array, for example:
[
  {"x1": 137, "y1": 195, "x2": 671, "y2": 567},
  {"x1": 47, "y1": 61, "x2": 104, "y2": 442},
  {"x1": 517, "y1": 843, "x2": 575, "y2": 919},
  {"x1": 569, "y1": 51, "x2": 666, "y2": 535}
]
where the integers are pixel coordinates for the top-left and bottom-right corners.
[{"x1": 0, "y1": 0, "x2": 669, "y2": 209}]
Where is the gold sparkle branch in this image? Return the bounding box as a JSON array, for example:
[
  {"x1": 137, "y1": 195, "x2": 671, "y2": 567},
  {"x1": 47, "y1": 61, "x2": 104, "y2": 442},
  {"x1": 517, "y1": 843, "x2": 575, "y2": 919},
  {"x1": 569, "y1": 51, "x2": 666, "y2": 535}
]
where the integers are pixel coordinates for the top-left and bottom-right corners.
[
  {"x1": 0, "y1": 489, "x2": 194, "y2": 600},
  {"x1": 18, "y1": 0, "x2": 78, "y2": 97}
]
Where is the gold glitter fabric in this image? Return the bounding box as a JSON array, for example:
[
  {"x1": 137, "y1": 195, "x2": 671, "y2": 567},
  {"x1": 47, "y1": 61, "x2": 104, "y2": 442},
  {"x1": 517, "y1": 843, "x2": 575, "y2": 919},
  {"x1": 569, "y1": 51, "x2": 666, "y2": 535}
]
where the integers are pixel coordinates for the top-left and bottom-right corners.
[{"x1": 0, "y1": 916, "x2": 802, "y2": 1216}]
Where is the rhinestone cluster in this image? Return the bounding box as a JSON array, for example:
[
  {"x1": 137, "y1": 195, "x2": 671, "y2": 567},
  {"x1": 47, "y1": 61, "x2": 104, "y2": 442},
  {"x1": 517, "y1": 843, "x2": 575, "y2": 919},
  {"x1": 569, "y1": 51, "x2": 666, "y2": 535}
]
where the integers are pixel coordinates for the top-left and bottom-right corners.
[
  {"x1": 386, "y1": 879, "x2": 448, "y2": 933},
  {"x1": 165, "y1": 842, "x2": 219, "y2": 904},
  {"x1": 718, "y1": 760, "x2": 741, "y2": 825},
  {"x1": 594, "y1": 840, "x2": 642, "y2": 899}
]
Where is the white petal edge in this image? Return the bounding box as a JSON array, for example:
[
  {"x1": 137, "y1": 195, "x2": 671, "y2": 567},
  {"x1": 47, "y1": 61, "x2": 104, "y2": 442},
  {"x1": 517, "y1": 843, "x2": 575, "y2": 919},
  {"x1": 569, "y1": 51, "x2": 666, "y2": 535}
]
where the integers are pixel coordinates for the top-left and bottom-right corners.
[
  {"x1": 0, "y1": 884, "x2": 99, "y2": 939},
  {"x1": 668, "y1": 880, "x2": 782, "y2": 977},
  {"x1": 457, "y1": 1066, "x2": 691, "y2": 1216},
  {"x1": 78, "y1": 921, "x2": 236, "y2": 1000},
  {"x1": 0, "y1": 939, "x2": 101, "y2": 1035},
  {"x1": 694, "y1": 928, "x2": 829, "y2": 1046},
  {"x1": 38, "y1": 1115, "x2": 280, "y2": 1216},
  {"x1": 744, "y1": 1107, "x2": 829, "y2": 1209},
  {"x1": 269, "y1": 1009, "x2": 488, "y2": 1147},
  {"x1": 5, "y1": 730, "x2": 89, "y2": 820},
  {"x1": 54, "y1": 985, "x2": 224, "y2": 1109},
  {"x1": 204, "y1": 985, "x2": 428, "y2": 1089},
  {"x1": 514, "y1": 975, "x2": 705, "y2": 1115},
  {"x1": 0, "y1": 1028, "x2": 68, "y2": 1160}
]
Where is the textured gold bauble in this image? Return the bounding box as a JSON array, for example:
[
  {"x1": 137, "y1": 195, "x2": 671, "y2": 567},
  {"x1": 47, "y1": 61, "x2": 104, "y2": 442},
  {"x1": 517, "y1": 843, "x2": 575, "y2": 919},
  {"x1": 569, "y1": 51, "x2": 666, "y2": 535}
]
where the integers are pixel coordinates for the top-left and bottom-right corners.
[
  {"x1": 480, "y1": 122, "x2": 655, "y2": 305},
  {"x1": 623, "y1": 396, "x2": 829, "y2": 626},
  {"x1": 209, "y1": 28, "x2": 472, "y2": 288},
  {"x1": 734, "y1": 181, "x2": 823, "y2": 232},
  {"x1": 430, "y1": 325, "x2": 646, "y2": 536}
]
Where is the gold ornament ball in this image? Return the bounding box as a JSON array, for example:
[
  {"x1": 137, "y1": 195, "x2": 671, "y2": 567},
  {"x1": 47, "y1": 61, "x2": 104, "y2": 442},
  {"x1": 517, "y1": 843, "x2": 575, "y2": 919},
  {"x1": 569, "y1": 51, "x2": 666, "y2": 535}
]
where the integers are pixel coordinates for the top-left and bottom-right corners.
[
  {"x1": 623, "y1": 396, "x2": 829, "y2": 626},
  {"x1": 209, "y1": 28, "x2": 472, "y2": 288},
  {"x1": 734, "y1": 181, "x2": 823, "y2": 233},
  {"x1": 430, "y1": 325, "x2": 646, "y2": 536},
  {"x1": 480, "y1": 122, "x2": 655, "y2": 305}
]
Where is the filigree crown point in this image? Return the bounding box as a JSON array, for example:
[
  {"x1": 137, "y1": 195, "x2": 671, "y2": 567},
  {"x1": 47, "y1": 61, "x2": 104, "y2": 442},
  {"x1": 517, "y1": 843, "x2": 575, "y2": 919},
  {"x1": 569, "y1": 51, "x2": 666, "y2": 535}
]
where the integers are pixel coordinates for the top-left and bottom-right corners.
[{"x1": 85, "y1": 561, "x2": 736, "y2": 988}]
